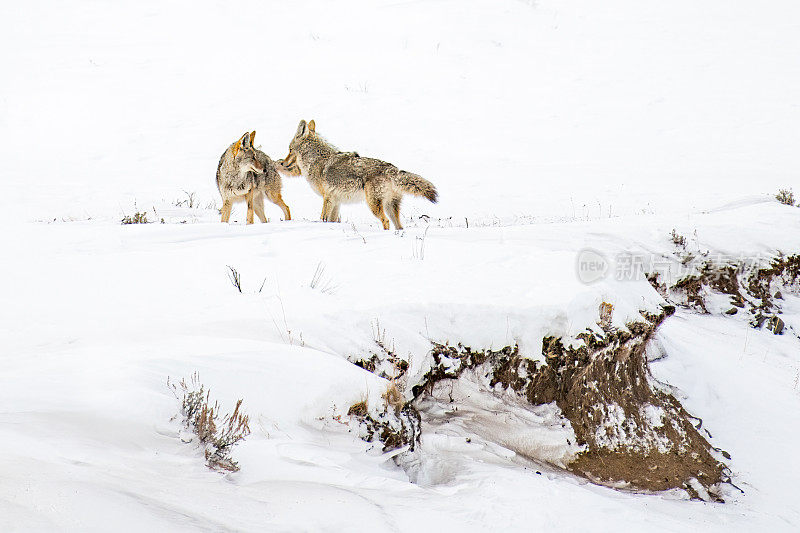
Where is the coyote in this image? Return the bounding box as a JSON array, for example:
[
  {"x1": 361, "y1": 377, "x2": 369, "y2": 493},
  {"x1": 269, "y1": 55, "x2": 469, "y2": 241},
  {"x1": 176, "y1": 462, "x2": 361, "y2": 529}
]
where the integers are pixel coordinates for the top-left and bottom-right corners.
[
  {"x1": 279, "y1": 120, "x2": 437, "y2": 230},
  {"x1": 216, "y1": 131, "x2": 291, "y2": 224}
]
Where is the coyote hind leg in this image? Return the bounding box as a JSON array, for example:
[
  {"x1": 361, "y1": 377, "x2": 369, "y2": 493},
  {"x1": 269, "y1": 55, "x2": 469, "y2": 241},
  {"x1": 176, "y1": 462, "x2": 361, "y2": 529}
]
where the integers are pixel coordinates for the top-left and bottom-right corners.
[
  {"x1": 267, "y1": 191, "x2": 291, "y2": 221},
  {"x1": 386, "y1": 196, "x2": 402, "y2": 230},
  {"x1": 365, "y1": 193, "x2": 390, "y2": 230}
]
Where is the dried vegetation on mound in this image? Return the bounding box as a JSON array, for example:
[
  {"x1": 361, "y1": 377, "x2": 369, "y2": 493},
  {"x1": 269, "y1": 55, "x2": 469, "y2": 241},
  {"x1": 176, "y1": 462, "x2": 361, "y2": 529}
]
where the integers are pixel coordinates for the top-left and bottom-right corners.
[
  {"x1": 348, "y1": 306, "x2": 731, "y2": 499},
  {"x1": 650, "y1": 249, "x2": 800, "y2": 336}
]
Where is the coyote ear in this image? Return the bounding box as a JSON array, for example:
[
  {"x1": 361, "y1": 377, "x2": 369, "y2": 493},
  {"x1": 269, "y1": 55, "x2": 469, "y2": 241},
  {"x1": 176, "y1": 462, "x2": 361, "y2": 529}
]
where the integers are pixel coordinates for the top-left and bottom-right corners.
[
  {"x1": 308, "y1": 120, "x2": 315, "y2": 132},
  {"x1": 296, "y1": 120, "x2": 308, "y2": 138},
  {"x1": 249, "y1": 131, "x2": 256, "y2": 146},
  {"x1": 240, "y1": 131, "x2": 251, "y2": 149}
]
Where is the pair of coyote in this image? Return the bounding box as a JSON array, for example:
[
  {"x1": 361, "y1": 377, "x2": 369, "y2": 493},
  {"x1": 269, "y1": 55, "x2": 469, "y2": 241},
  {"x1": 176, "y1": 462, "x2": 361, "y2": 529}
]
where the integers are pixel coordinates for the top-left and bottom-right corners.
[{"x1": 215, "y1": 120, "x2": 437, "y2": 230}]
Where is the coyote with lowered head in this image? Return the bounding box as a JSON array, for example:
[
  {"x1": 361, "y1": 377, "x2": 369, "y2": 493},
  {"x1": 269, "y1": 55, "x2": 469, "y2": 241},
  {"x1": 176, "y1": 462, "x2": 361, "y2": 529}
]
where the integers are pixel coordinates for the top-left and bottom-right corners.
[
  {"x1": 216, "y1": 131, "x2": 291, "y2": 224},
  {"x1": 279, "y1": 120, "x2": 437, "y2": 230}
]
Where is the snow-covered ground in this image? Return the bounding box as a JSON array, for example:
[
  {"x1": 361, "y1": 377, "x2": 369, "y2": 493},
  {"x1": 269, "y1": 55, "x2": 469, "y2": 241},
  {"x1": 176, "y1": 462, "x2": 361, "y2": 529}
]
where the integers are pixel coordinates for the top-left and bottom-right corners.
[{"x1": 2, "y1": 1, "x2": 800, "y2": 531}]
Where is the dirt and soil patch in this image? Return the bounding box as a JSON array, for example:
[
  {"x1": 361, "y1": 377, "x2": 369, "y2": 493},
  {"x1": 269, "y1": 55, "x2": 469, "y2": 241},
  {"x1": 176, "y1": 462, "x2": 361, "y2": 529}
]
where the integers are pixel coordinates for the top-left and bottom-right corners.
[{"x1": 347, "y1": 306, "x2": 730, "y2": 499}]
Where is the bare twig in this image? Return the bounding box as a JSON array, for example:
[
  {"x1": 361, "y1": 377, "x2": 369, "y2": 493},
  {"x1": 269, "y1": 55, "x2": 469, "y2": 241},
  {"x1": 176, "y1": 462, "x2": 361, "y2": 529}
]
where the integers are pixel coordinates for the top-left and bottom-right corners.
[{"x1": 227, "y1": 266, "x2": 242, "y2": 293}]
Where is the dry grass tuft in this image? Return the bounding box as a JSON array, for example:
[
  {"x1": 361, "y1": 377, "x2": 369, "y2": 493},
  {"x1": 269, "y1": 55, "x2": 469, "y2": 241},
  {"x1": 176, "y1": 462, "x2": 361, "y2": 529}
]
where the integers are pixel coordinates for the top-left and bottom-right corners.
[
  {"x1": 227, "y1": 266, "x2": 242, "y2": 293},
  {"x1": 309, "y1": 261, "x2": 338, "y2": 294},
  {"x1": 348, "y1": 399, "x2": 368, "y2": 417},
  {"x1": 598, "y1": 302, "x2": 614, "y2": 330},
  {"x1": 382, "y1": 380, "x2": 404, "y2": 415}
]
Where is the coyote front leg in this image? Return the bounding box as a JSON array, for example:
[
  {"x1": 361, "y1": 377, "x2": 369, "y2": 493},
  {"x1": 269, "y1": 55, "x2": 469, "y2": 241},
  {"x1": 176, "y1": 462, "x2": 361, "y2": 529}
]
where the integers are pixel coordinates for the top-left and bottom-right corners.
[
  {"x1": 253, "y1": 193, "x2": 268, "y2": 223},
  {"x1": 329, "y1": 203, "x2": 341, "y2": 223},
  {"x1": 221, "y1": 199, "x2": 233, "y2": 223},
  {"x1": 245, "y1": 191, "x2": 255, "y2": 224},
  {"x1": 321, "y1": 196, "x2": 334, "y2": 222}
]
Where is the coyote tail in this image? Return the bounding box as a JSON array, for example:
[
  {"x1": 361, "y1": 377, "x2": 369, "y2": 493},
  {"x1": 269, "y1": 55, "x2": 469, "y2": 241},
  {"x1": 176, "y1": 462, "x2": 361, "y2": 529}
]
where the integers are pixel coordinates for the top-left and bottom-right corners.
[{"x1": 394, "y1": 170, "x2": 438, "y2": 203}]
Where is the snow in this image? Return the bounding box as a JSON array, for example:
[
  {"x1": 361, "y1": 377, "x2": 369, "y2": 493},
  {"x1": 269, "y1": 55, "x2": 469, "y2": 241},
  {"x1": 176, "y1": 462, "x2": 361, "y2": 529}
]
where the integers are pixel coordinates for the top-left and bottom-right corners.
[
  {"x1": 2, "y1": 0, "x2": 800, "y2": 531},
  {"x1": 418, "y1": 369, "x2": 583, "y2": 472},
  {"x1": 641, "y1": 404, "x2": 665, "y2": 430},
  {"x1": 654, "y1": 313, "x2": 800, "y2": 528}
]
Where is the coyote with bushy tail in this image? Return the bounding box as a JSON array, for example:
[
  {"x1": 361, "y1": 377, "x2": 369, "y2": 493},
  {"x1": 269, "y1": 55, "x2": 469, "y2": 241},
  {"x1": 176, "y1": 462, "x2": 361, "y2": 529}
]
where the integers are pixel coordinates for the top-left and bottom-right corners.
[
  {"x1": 279, "y1": 120, "x2": 437, "y2": 230},
  {"x1": 216, "y1": 131, "x2": 291, "y2": 224}
]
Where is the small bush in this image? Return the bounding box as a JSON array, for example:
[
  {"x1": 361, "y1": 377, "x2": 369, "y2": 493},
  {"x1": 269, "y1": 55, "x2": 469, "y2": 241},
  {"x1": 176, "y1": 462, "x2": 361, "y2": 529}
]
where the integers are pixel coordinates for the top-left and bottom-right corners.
[
  {"x1": 776, "y1": 189, "x2": 795, "y2": 206},
  {"x1": 121, "y1": 211, "x2": 149, "y2": 224},
  {"x1": 670, "y1": 229, "x2": 687, "y2": 248},
  {"x1": 169, "y1": 373, "x2": 251, "y2": 472},
  {"x1": 174, "y1": 190, "x2": 197, "y2": 208}
]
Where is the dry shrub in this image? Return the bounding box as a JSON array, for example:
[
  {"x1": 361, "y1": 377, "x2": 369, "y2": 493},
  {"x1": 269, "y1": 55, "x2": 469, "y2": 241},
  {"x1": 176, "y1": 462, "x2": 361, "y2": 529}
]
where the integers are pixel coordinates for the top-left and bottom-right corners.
[
  {"x1": 121, "y1": 211, "x2": 149, "y2": 224},
  {"x1": 776, "y1": 189, "x2": 795, "y2": 206},
  {"x1": 670, "y1": 229, "x2": 687, "y2": 247},
  {"x1": 169, "y1": 372, "x2": 251, "y2": 471}
]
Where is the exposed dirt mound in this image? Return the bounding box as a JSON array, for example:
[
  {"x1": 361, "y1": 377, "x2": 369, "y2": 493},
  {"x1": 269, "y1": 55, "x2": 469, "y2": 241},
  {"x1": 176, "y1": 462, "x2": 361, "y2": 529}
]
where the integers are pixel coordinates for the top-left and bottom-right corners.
[
  {"x1": 531, "y1": 309, "x2": 725, "y2": 496},
  {"x1": 348, "y1": 307, "x2": 729, "y2": 499}
]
